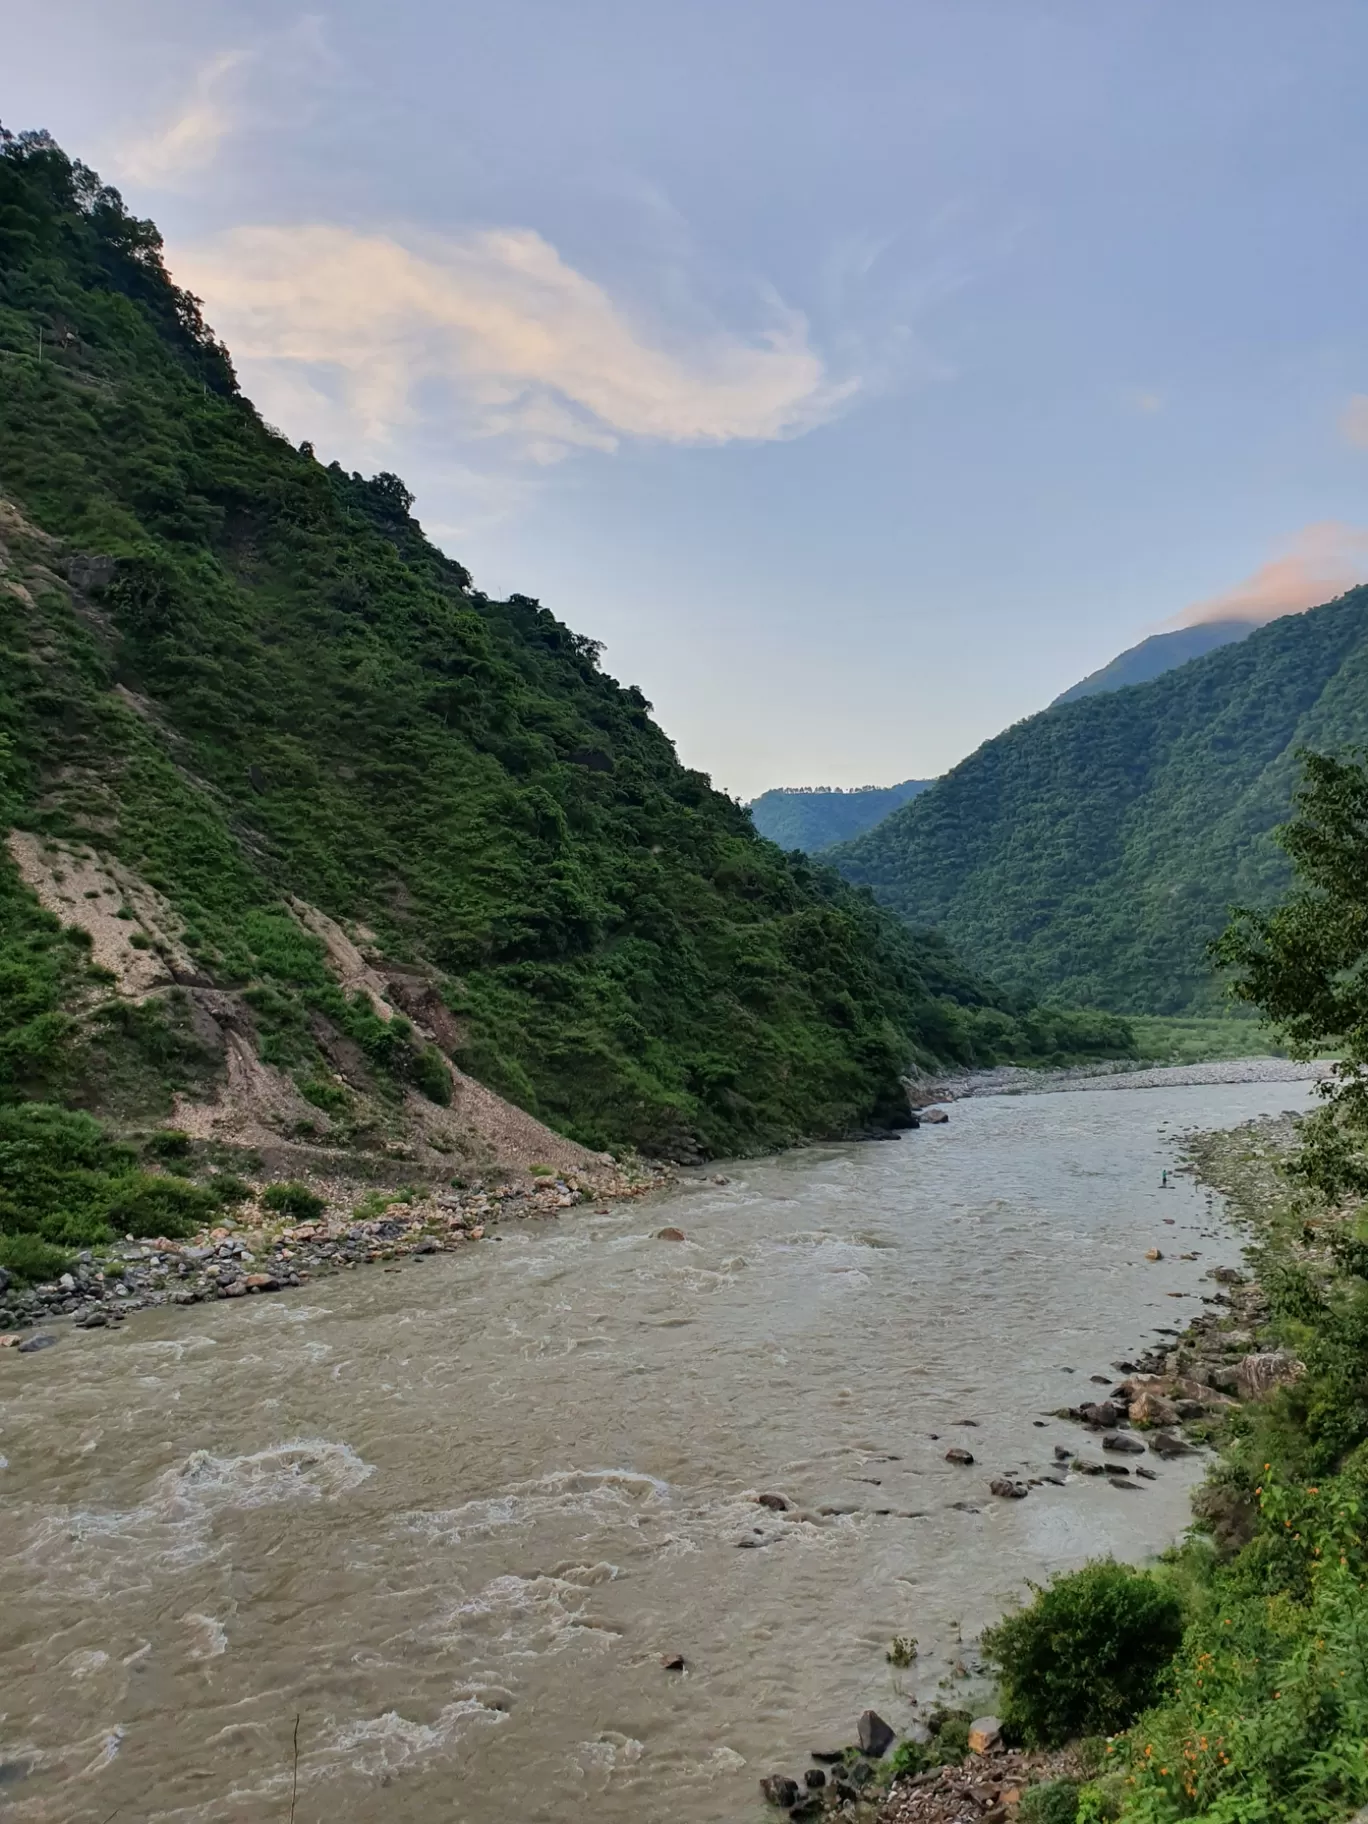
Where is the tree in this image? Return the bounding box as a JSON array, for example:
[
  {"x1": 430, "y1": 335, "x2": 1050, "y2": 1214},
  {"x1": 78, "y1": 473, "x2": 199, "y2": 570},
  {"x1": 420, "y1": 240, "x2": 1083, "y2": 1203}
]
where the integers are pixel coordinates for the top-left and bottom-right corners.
[{"x1": 1215, "y1": 747, "x2": 1368, "y2": 1201}]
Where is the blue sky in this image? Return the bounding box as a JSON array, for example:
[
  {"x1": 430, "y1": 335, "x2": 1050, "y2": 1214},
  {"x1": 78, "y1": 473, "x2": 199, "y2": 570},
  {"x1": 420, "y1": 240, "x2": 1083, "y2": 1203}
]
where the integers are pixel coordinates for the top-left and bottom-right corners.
[{"x1": 9, "y1": 1, "x2": 1368, "y2": 796}]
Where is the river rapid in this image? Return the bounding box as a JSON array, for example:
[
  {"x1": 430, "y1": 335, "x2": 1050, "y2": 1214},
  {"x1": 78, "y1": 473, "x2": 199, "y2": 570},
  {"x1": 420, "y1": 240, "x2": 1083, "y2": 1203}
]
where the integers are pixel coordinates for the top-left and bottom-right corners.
[{"x1": 0, "y1": 1077, "x2": 1315, "y2": 1824}]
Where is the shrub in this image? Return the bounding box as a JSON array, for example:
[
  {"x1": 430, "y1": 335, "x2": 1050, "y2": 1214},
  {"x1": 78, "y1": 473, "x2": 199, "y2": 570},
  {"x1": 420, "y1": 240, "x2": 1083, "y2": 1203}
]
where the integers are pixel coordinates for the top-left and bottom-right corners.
[
  {"x1": 261, "y1": 1180, "x2": 327, "y2": 1221},
  {"x1": 981, "y1": 1560, "x2": 1185, "y2": 1747},
  {"x1": 107, "y1": 1172, "x2": 218, "y2": 1238},
  {"x1": 206, "y1": 1173, "x2": 252, "y2": 1206},
  {"x1": 144, "y1": 1128, "x2": 193, "y2": 1160},
  {"x1": 0, "y1": 1230, "x2": 73, "y2": 1284},
  {"x1": 1020, "y1": 1780, "x2": 1081, "y2": 1824},
  {"x1": 411, "y1": 1044, "x2": 452, "y2": 1106}
]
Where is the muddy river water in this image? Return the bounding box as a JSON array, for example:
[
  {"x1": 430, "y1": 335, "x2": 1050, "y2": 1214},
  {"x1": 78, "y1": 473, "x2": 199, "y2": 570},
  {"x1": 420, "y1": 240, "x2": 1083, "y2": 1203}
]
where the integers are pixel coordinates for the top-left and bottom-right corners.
[{"x1": 0, "y1": 1077, "x2": 1314, "y2": 1824}]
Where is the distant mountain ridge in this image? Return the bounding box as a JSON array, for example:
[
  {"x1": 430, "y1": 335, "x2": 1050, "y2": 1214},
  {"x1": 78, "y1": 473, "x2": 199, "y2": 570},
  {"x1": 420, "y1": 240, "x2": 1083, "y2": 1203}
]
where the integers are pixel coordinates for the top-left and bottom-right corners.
[
  {"x1": 749, "y1": 779, "x2": 933, "y2": 851},
  {"x1": 1051, "y1": 618, "x2": 1259, "y2": 705},
  {"x1": 830, "y1": 588, "x2": 1368, "y2": 1013}
]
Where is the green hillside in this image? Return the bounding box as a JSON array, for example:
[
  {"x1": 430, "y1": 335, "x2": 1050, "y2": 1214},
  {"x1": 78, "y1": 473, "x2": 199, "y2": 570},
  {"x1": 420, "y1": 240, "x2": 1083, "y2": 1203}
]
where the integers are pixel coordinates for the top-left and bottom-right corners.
[
  {"x1": 1050, "y1": 617, "x2": 1257, "y2": 706},
  {"x1": 748, "y1": 778, "x2": 931, "y2": 851},
  {"x1": 0, "y1": 123, "x2": 1135, "y2": 1211},
  {"x1": 832, "y1": 591, "x2": 1368, "y2": 1012}
]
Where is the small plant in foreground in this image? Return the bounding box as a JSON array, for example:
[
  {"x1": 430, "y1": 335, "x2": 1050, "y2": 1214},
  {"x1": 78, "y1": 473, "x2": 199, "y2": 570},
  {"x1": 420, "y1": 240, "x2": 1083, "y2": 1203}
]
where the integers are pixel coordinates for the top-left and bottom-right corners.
[
  {"x1": 982, "y1": 1560, "x2": 1185, "y2": 1747},
  {"x1": 261, "y1": 1181, "x2": 327, "y2": 1221}
]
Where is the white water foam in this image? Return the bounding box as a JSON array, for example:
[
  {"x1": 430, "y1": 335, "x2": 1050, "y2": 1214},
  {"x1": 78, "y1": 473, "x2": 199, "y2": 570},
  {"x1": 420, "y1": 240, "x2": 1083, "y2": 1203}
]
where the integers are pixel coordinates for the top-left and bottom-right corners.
[
  {"x1": 400, "y1": 1466, "x2": 669, "y2": 1545},
  {"x1": 12, "y1": 1440, "x2": 375, "y2": 1599}
]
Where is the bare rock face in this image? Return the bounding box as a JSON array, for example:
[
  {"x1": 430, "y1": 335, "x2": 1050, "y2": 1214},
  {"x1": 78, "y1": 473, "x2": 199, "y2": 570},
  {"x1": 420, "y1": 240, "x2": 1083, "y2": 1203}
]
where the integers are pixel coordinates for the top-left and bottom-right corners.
[
  {"x1": 1129, "y1": 1391, "x2": 1179, "y2": 1426},
  {"x1": 1235, "y1": 1351, "x2": 1303, "y2": 1401}
]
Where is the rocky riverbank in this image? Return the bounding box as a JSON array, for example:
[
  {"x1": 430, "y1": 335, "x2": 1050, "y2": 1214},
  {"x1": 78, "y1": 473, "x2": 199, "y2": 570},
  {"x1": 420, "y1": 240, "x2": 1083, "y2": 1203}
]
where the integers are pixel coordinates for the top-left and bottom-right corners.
[
  {"x1": 917, "y1": 1056, "x2": 1329, "y2": 1103},
  {"x1": 747, "y1": 1111, "x2": 1308, "y2": 1824},
  {"x1": 0, "y1": 1159, "x2": 671, "y2": 1344}
]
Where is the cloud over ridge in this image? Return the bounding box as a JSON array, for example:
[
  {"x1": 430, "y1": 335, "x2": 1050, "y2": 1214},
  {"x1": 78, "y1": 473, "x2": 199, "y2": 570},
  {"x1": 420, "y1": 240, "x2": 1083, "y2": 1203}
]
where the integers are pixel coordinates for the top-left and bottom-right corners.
[
  {"x1": 1172, "y1": 520, "x2": 1368, "y2": 628},
  {"x1": 173, "y1": 223, "x2": 853, "y2": 464}
]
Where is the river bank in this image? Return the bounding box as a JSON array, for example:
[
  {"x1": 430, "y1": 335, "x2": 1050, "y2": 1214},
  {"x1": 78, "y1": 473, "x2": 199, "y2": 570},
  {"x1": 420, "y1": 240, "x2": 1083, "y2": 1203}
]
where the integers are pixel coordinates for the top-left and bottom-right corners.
[
  {"x1": 0, "y1": 1158, "x2": 673, "y2": 1343},
  {"x1": 920, "y1": 1055, "x2": 1330, "y2": 1103},
  {"x1": 860, "y1": 1108, "x2": 1312, "y2": 1824}
]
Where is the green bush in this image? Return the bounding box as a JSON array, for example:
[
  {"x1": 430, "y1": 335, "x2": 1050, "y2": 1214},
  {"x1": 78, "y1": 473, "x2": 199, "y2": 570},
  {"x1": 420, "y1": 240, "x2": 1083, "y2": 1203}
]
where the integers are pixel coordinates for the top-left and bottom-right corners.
[
  {"x1": 982, "y1": 1561, "x2": 1186, "y2": 1747},
  {"x1": 144, "y1": 1128, "x2": 193, "y2": 1160},
  {"x1": 206, "y1": 1173, "x2": 252, "y2": 1206},
  {"x1": 0, "y1": 1230, "x2": 73, "y2": 1284},
  {"x1": 1020, "y1": 1780, "x2": 1081, "y2": 1824},
  {"x1": 261, "y1": 1180, "x2": 327, "y2": 1221},
  {"x1": 411, "y1": 1044, "x2": 453, "y2": 1106},
  {"x1": 107, "y1": 1171, "x2": 218, "y2": 1238}
]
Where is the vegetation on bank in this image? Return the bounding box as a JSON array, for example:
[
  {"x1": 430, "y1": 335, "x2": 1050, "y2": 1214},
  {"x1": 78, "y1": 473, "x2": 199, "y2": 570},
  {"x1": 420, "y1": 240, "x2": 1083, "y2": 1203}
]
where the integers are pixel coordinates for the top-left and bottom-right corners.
[
  {"x1": 1126, "y1": 1015, "x2": 1284, "y2": 1067},
  {"x1": 832, "y1": 599, "x2": 1368, "y2": 1014},
  {"x1": 0, "y1": 118, "x2": 1138, "y2": 1273},
  {"x1": 937, "y1": 751, "x2": 1368, "y2": 1823}
]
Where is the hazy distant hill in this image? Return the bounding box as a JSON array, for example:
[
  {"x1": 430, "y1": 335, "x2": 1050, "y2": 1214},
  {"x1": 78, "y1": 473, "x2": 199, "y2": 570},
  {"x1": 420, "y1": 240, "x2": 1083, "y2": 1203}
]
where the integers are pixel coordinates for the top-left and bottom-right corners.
[
  {"x1": 831, "y1": 590, "x2": 1368, "y2": 1012},
  {"x1": 1052, "y1": 618, "x2": 1258, "y2": 705},
  {"x1": 749, "y1": 780, "x2": 932, "y2": 851}
]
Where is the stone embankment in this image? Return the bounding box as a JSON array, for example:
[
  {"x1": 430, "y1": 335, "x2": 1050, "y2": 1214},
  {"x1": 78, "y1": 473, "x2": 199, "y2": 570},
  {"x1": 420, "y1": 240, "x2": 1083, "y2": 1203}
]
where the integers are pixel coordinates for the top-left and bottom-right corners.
[{"x1": 0, "y1": 1165, "x2": 668, "y2": 1343}]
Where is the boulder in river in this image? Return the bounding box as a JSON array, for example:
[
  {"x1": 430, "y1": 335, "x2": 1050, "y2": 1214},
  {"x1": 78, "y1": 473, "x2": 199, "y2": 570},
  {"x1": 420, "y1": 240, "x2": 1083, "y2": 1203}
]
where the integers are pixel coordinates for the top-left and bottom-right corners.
[
  {"x1": 755, "y1": 1492, "x2": 791, "y2": 1511},
  {"x1": 857, "y1": 1709, "x2": 895, "y2": 1758},
  {"x1": 945, "y1": 1447, "x2": 975, "y2": 1465},
  {"x1": 655, "y1": 1227, "x2": 686, "y2": 1242},
  {"x1": 16, "y1": 1333, "x2": 57, "y2": 1353},
  {"x1": 990, "y1": 1476, "x2": 1029, "y2": 1498},
  {"x1": 1145, "y1": 1248, "x2": 1164, "y2": 1261},
  {"x1": 920, "y1": 1107, "x2": 950, "y2": 1124},
  {"x1": 1149, "y1": 1430, "x2": 1195, "y2": 1458},
  {"x1": 759, "y1": 1774, "x2": 800, "y2": 1807},
  {"x1": 1079, "y1": 1400, "x2": 1124, "y2": 1428},
  {"x1": 804, "y1": 1768, "x2": 826, "y2": 1789},
  {"x1": 1103, "y1": 1432, "x2": 1146, "y2": 1455}
]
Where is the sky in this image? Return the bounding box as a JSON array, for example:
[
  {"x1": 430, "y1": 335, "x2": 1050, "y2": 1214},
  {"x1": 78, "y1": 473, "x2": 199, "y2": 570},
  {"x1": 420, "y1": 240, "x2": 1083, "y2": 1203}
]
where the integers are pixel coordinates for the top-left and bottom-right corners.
[{"x1": 8, "y1": 0, "x2": 1368, "y2": 798}]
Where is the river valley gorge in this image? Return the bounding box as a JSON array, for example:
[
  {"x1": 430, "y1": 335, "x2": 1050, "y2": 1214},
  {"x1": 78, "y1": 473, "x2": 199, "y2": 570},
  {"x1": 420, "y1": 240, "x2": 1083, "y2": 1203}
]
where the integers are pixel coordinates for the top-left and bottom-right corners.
[{"x1": 0, "y1": 1074, "x2": 1319, "y2": 1824}]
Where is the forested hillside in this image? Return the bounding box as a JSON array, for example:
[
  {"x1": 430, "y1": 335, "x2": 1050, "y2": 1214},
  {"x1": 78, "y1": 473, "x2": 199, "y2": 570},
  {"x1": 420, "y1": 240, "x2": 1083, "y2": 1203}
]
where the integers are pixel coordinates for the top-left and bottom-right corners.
[
  {"x1": 1050, "y1": 617, "x2": 1257, "y2": 705},
  {"x1": 833, "y1": 591, "x2": 1368, "y2": 1011},
  {"x1": 748, "y1": 779, "x2": 931, "y2": 851},
  {"x1": 0, "y1": 124, "x2": 1134, "y2": 1209}
]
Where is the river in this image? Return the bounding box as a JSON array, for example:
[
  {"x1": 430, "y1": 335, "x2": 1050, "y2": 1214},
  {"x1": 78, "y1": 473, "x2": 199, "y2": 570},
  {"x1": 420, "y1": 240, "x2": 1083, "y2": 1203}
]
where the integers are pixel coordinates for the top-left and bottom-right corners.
[{"x1": 0, "y1": 1076, "x2": 1314, "y2": 1824}]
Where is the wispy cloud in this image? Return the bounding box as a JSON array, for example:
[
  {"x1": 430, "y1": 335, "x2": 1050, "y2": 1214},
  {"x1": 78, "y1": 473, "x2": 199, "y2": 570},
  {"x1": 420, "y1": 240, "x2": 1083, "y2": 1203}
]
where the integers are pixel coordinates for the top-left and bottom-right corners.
[
  {"x1": 1171, "y1": 521, "x2": 1368, "y2": 627},
  {"x1": 172, "y1": 223, "x2": 856, "y2": 462},
  {"x1": 109, "y1": 17, "x2": 332, "y2": 192},
  {"x1": 114, "y1": 48, "x2": 250, "y2": 187}
]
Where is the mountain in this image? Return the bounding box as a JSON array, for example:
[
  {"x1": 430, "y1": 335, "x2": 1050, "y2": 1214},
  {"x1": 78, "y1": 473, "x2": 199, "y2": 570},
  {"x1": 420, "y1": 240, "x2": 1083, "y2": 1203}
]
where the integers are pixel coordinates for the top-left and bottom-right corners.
[
  {"x1": 749, "y1": 779, "x2": 933, "y2": 851},
  {"x1": 0, "y1": 124, "x2": 1138, "y2": 1268},
  {"x1": 831, "y1": 589, "x2": 1368, "y2": 1013},
  {"x1": 1051, "y1": 619, "x2": 1259, "y2": 706}
]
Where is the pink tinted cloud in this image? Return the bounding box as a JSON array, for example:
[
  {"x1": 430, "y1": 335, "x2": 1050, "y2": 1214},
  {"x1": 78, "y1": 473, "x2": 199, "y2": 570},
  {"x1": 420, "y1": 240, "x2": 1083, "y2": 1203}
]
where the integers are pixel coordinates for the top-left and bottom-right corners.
[{"x1": 1171, "y1": 521, "x2": 1368, "y2": 628}]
